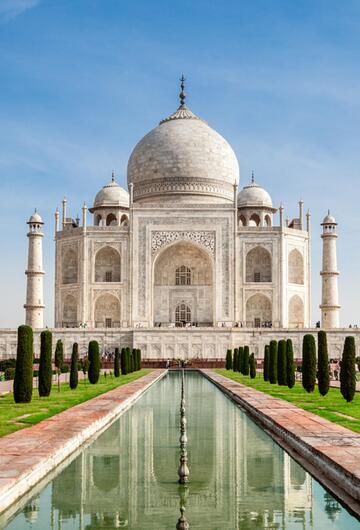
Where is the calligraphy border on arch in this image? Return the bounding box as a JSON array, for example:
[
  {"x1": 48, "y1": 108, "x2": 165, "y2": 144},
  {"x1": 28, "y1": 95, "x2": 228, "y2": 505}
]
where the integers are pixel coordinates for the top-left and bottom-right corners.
[{"x1": 151, "y1": 230, "x2": 215, "y2": 257}]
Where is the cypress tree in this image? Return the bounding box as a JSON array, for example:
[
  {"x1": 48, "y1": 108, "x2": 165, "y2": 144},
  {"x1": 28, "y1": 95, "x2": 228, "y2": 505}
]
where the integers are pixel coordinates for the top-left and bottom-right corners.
[
  {"x1": 126, "y1": 347, "x2": 131, "y2": 374},
  {"x1": 237, "y1": 347, "x2": 243, "y2": 372},
  {"x1": 13, "y1": 325, "x2": 34, "y2": 403},
  {"x1": 277, "y1": 340, "x2": 287, "y2": 385},
  {"x1": 233, "y1": 348, "x2": 238, "y2": 372},
  {"x1": 269, "y1": 340, "x2": 278, "y2": 384},
  {"x1": 120, "y1": 347, "x2": 126, "y2": 375},
  {"x1": 317, "y1": 331, "x2": 330, "y2": 396},
  {"x1": 70, "y1": 342, "x2": 79, "y2": 390},
  {"x1": 132, "y1": 348, "x2": 137, "y2": 372},
  {"x1": 88, "y1": 341, "x2": 100, "y2": 384},
  {"x1": 302, "y1": 334, "x2": 316, "y2": 393},
  {"x1": 243, "y1": 346, "x2": 250, "y2": 375},
  {"x1": 54, "y1": 339, "x2": 64, "y2": 392},
  {"x1": 263, "y1": 345, "x2": 270, "y2": 382},
  {"x1": 225, "y1": 349, "x2": 232, "y2": 370},
  {"x1": 38, "y1": 330, "x2": 52, "y2": 397},
  {"x1": 286, "y1": 339, "x2": 295, "y2": 389},
  {"x1": 250, "y1": 353, "x2": 256, "y2": 379},
  {"x1": 340, "y1": 336, "x2": 356, "y2": 403},
  {"x1": 114, "y1": 347, "x2": 120, "y2": 377},
  {"x1": 138, "y1": 348, "x2": 142, "y2": 370}
]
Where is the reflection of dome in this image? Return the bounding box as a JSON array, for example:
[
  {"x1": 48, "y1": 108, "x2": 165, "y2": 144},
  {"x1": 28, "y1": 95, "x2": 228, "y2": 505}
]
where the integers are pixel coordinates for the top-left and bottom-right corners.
[
  {"x1": 238, "y1": 177, "x2": 272, "y2": 208},
  {"x1": 94, "y1": 175, "x2": 129, "y2": 209},
  {"x1": 28, "y1": 210, "x2": 43, "y2": 224},
  {"x1": 127, "y1": 103, "x2": 239, "y2": 204}
]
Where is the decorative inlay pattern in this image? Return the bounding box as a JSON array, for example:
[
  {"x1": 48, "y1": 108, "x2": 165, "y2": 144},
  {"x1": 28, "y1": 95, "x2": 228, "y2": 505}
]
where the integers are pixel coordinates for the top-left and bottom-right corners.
[{"x1": 152, "y1": 231, "x2": 215, "y2": 257}]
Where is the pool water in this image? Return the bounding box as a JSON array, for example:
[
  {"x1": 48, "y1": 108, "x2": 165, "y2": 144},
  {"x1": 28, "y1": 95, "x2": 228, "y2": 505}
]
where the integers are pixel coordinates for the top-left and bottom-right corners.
[{"x1": 3, "y1": 371, "x2": 360, "y2": 529}]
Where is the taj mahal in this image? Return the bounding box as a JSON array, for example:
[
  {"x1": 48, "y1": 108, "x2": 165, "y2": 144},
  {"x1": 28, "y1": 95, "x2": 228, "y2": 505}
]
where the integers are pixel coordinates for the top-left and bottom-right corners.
[{"x1": 2, "y1": 80, "x2": 347, "y2": 360}]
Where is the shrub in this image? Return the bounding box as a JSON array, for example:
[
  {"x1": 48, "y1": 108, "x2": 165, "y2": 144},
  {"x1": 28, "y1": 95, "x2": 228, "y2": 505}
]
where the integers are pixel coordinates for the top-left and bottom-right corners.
[
  {"x1": 61, "y1": 365, "x2": 69, "y2": 373},
  {"x1": 302, "y1": 334, "x2": 316, "y2": 393},
  {"x1": 225, "y1": 349, "x2": 232, "y2": 370},
  {"x1": 269, "y1": 340, "x2": 278, "y2": 384},
  {"x1": 70, "y1": 343, "x2": 79, "y2": 390},
  {"x1": 233, "y1": 348, "x2": 238, "y2": 372},
  {"x1": 4, "y1": 367, "x2": 15, "y2": 380},
  {"x1": 250, "y1": 353, "x2": 256, "y2": 379},
  {"x1": 120, "y1": 347, "x2": 126, "y2": 374},
  {"x1": 286, "y1": 339, "x2": 295, "y2": 389},
  {"x1": 13, "y1": 325, "x2": 34, "y2": 403},
  {"x1": 277, "y1": 340, "x2": 287, "y2": 386},
  {"x1": 243, "y1": 346, "x2": 250, "y2": 375},
  {"x1": 340, "y1": 336, "x2": 356, "y2": 403},
  {"x1": 114, "y1": 347, "x2": 120, "y2": 377},
  {"x1": 317, "y1": 331, "x2": 330, "y2": 396},
  {"x1": 138, "y1": 348, "x2": 142, "y2": 370},
  {"x1": 54, "y1": 339, "x2": 64, "y2": 391},
  {"x1": 88, "y1": 341, "x2": 100, "y2": 384},
  {"x1": 356, "y1": 356, "x2": 360, "y2": 372},
  {"x1": 0, "y1": 358, "x2": 16, "y2": 371},
  {"x1": 237, "y1": 347, "x2": 243, "y2": 372},
  {"x1": 39, "y1": 330, "x2": 52, "y2": 397},
  {"x1": 263, "y1": 345, "x2": 270, "y2": 382}
]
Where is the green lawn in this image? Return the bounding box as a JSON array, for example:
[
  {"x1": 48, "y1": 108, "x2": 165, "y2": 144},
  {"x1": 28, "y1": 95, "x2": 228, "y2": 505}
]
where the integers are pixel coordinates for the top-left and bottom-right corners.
[
  {"x1": 215, "y1": 369, "x2": 360, "y2": 434},
  {"x1": 0, "y1": 370, "x2": 151, "y2": 438}
]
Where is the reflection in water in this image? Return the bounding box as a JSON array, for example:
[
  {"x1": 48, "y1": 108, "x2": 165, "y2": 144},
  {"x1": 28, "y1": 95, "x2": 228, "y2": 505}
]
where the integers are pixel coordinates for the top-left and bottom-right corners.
[{"x1": 3, "y1": 372, "x2": 360, "y2": 529}]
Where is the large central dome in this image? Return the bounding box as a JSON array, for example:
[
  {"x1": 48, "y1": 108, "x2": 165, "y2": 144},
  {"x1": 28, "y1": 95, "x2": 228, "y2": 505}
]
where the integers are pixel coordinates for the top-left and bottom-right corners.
[{"x1": 127, "y1": 97, "x2": 239, "y2": 204}]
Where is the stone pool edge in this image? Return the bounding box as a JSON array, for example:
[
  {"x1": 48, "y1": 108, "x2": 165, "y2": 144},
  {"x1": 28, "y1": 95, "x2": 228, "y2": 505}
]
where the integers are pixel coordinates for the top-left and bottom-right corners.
[
  {"x1": 200, "y1": 369, "x2": 360, "y2": 518},
  {"x1": 0, "y1": 369, "x2": 166, "y2": 515}
]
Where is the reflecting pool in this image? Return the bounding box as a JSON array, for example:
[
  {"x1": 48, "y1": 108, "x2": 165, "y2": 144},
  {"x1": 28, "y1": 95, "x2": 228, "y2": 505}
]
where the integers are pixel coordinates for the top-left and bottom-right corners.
[{"x1": 3, "y1": 371, "x2": 360, "y2": 529}]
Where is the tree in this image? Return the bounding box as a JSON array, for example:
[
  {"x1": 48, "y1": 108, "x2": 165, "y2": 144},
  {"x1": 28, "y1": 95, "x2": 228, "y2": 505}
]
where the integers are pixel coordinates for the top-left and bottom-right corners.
[
  {"x1": 70, "y1": 343, "x2": 79, "y2": 390},
  {"x1": 88, "y1": 341, "x2": 100, "y2": 384},
  {"x1": 237, "y1": 347, "x2": 243, "y2": 372},
  {"x1": 225, "y1": 349, "x2": 232, "y2": 370},
  {"x1": 233, "y1": 348, "x2": 238, "y2": 372},
  {"x1": 340, "y1": 336, "x2": 356, "y2": 402},
  {"x1": 114, "y1": 347, "x2": 120, "y2": 377},
  {"x1": 250, "y1": 353, "x2": 256, "y2": 379},
  {"x1": 13, "y1": 325, "x2": 34, "y2": 403},
  {"x1": 138, "y1": 348, "x2": 142, "y2": 370},
  {"x1": 302, "y1": 334, "x2": 316, "y2": 393},
  {"x1": 126, "y1": 347, "x2": 132, "y2": 373},
  {"x1": 54, "y1": 339, "x2": 64, "y2": 392},
  {"x1": 243, "y1": 346, "x2": 250, "y2": 375},
  {"x1": 39, "y1": 330, "x2": 52, "y2": 397},
  {"x1": 263, "y1": 345, "x2": 270, "y2": 382},
  {"x1": 269, "y1": 340, "x2": 278, "y2": 384},
  {"x1": 120, "y1": 347, "x2": 126, "y2": 375},
  {"x1": 317, "y1": 331, "x2": 330, "y2": 396},
  {"x1": 286, "y1": 339, "x2": 295, "y2": 389},
  {"x1": 277, "y1": 340, "x2": 287, "y2": 385}
]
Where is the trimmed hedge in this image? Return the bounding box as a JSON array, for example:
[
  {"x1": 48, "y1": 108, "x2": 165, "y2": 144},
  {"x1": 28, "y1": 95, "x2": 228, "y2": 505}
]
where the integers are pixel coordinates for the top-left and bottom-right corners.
[
  {"x1": 13, "y1": 325, "x2": 34, "y2": 403},
  {"x1": 263, "y1": 345, "x2": 270, "y2": 382},
  {"x1": 302, "y1": 334, "x2": 316, "y2": 393},
  {"x1": 39, "y1": 330, "x2": 52, "y2": 397},
  {"x1": 286, "y1": 339, "x2": 295, "y2": 389},
  {"x1": 317, "y1": 331, "x2": 330, "y2": 397},
  {"x1": 243, "y1": 346, "x2": 250, "y2": 375},
  {"x1": 225, "y1": 349, "x2": 232, "y2": 370},
  {"x1": 120, "y1": 347, "x2": 126, "y2": 375},
  {"x1": 237, "y1": 347, "x2": 243, "y2": 372},
  {"x1": 114, "y1": 347, "x2": 120, "y2": 377},
  {"x1": 70, "y1": 342, "x2": 79, "y2": 390},
  {"x1": 233, "y1": 348, "x2": 238, "y2": 372},
  {"x1": 277, "y1": 340, "x2": 287, "y2": 386},
  {"x1": 269, "y1": 340, "x2": 278, "y2": 384},
  {"x1": 340, "y1": 336, "x2": 356, "y2": 403},
  {"x1": 88, "y1": 341, "x2": 100, "y2": 384},
  {"x1": 250, "y1": 353, "x2": 256, "y2": 379}
]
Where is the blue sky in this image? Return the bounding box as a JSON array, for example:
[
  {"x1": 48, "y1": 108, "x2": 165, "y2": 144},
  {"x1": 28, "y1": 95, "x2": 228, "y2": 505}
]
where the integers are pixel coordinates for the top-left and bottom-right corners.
[{"x1": 0, "y1": 0, "x2": 359, "y2": 327}]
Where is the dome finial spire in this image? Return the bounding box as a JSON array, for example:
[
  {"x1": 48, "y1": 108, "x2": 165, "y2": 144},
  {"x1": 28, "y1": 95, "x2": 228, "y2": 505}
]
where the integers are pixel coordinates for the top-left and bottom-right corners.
[
  {"x1": 179, "y1": 74, "x2": 186, "y2": 107},
  {"x1": 111, "y1": 169, "x2": 115, "y2": 183},
  {"x1": 251, "y1": 171, "x2": 255, "y2": 184}
]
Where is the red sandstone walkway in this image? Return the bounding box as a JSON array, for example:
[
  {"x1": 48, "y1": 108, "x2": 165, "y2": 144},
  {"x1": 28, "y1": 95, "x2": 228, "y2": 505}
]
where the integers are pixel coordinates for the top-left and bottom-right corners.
[
  {"x1": 201, "y1": 369, "x2": 360, "y2": 515},
  {"x1": 0, "y1": 369, "x2": 164, "y2": 515}
]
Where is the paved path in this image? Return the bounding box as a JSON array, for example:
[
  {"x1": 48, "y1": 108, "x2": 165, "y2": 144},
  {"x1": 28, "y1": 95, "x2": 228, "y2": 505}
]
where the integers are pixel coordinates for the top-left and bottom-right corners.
[
  {"x1": 0, "y1": 369, "x2": 165, "y2": 516},
  {"x1": 201, "y1": 369, "x2": 360, "y2": 515}
]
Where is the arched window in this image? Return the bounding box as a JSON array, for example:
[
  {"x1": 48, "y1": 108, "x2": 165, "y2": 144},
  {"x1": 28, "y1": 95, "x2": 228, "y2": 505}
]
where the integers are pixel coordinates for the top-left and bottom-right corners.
[
  {"x1": 106, "y1": 213, "x2": 117, "y2": 226},
  {"x1": 246, "y1": 294, "x2": 272, "y2": 327},
  {"x1": 62, "y1": 294, "x2": 77, "y2": 327},
  {"x1": 288, "y1": 249, "x2": 304, "y2": 284},
  {"x1": 95, "y1": 246, "x2": 121, "y2": 282},
  {"x1": 62, "y1": 249, "x2": 78, "y2": 284},
  {"x1": 249, "y1": 213, "x2": 260, "y2": 227},
  {"x1": 95, "y1": 214, "x2": 102, "y2": 227},
  {"x1": 120, "y1": 214, "x2": 129, "y2": 226},
  {"x1": 246, "y1": 246, "x2": 272, "y2": 282},
  {"x1": 288, "y1": 295, "x2": 304, "y2": 328},
  {"x1": 265, "y1": 214, "x2": 272, "y2": 227},
  {"x1": 239, "y1": 215, "x2": 246, "y2": 227},
  {"x1": 94, "y1": 293, "x2": 120, "y2": 328},
  {"x1": 175, "y1": 265, "x2": 191, "y2": 285},
  {"x1": 175, "y1": 303, "x2": 191, "y2": 326}
]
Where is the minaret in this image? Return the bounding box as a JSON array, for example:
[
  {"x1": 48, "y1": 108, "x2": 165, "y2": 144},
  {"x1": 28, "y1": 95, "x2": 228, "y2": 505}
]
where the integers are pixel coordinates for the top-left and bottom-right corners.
[
  {"x1": 320, "y1": 211, "x2": 340, "y2": 328},
  {"x1": 24, "y1": 210, "x2": 45, "y2": 329}
]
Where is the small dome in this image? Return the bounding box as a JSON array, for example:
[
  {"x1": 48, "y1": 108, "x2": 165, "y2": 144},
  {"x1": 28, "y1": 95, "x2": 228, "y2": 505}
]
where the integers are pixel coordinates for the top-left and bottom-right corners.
[
  {"x1": 322, "y1": 211, "x2": 336, "y2": 225},
  {"x1": 28, "y1": 210, "x2": 43, "y2": 224},
  {"x1": 93, "y1": 175, "x2": 129, "y2": 209},
  {"x1": 238, "y1": 177, "x2": 272, "y2": 208}
]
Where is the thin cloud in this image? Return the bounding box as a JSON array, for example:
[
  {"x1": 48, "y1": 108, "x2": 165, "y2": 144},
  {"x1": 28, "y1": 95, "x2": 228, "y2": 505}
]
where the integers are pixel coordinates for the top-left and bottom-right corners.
[{"x1": 0, "y1": 0, "x2": 39, "y2": 21}]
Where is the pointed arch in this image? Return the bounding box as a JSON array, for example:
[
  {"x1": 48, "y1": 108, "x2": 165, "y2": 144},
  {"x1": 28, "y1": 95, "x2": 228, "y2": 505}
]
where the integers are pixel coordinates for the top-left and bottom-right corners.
[
  {"x1": 94, "y1": 293, "x2": 120, "y2": 328},
  {"x1": 288, "y1": 249, "x2": 304, "y2": 284},
  {"x1": 246, "y1": 293, "x2": 272, "y2": 327},
  {"x1": 62, "y1": 294, "x2": 78, "y2": 327},
  {"x1": 246, "y1": 246, "x2": 272, "y2": 283},
  {"x1": 95, "y1": 246, "x2": 121, "y2": 282},
  {"x1": 288, "y1": 295, "x2": 304, "y2": 328},
  {"x1": 62, "y1": 248, "x2": 78, "y2": 284}
]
